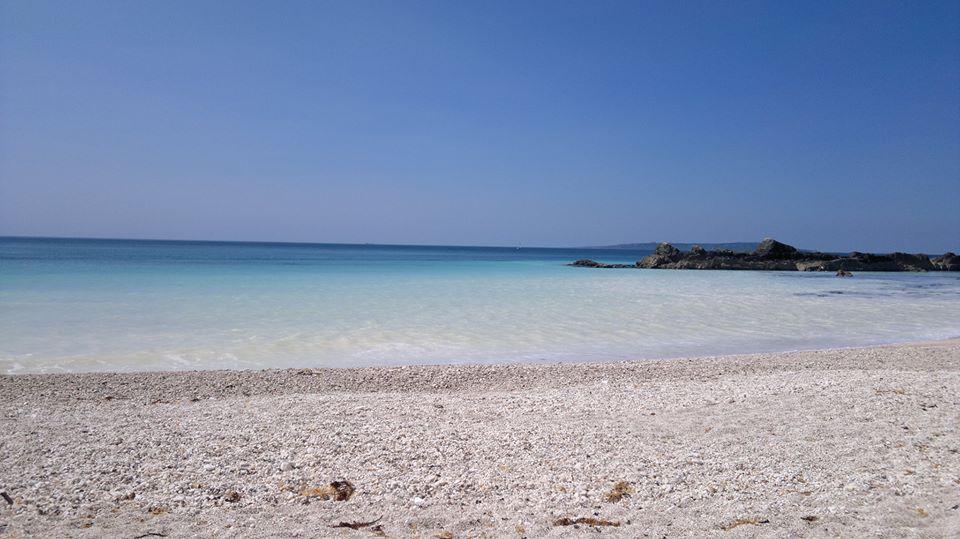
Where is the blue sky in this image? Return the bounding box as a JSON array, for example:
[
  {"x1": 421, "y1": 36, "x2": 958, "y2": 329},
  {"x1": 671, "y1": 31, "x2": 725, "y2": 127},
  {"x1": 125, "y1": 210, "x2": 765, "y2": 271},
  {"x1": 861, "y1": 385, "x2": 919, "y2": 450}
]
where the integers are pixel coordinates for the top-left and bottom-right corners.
[{"x1": 1, "y1": 1, "x2": 958, "y2": 252}]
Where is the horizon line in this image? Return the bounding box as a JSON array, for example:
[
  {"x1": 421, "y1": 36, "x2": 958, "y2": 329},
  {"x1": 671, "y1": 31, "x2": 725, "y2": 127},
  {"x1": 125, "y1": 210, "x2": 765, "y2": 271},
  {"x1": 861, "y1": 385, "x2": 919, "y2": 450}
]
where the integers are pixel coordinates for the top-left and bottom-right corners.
[
  {"x1": 2, "y1": 234, "x2": 955, "y2": 255},
  {"x1": 0, "y1": 234, "x2": 649, "y2": 251}
]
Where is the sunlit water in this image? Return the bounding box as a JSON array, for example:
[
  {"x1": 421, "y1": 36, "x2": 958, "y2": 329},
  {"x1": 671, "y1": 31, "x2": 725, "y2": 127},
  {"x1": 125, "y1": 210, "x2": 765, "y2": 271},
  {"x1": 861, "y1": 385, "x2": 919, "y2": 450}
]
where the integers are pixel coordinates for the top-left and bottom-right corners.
[{"x1": 1, "y1": 237, "x2": 958, "y2": 374}]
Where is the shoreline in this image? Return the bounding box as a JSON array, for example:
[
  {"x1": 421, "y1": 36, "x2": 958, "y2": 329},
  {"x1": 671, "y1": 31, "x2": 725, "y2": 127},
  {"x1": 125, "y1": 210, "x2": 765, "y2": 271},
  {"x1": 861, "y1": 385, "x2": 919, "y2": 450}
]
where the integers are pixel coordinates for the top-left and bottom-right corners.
[
  {"x1": 1, "y1": 341, "x2": 959, "y2": 537},
  {"x1": 4, "y1": 334, "x2": 960, "y2": 379}
]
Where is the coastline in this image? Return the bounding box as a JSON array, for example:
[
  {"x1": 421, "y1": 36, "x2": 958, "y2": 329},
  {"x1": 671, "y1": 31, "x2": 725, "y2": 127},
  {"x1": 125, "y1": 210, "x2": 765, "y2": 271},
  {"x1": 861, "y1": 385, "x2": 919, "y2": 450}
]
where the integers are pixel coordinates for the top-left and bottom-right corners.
[{"x1": 2, "y1": 340, "x2": 959, "y2": 537}]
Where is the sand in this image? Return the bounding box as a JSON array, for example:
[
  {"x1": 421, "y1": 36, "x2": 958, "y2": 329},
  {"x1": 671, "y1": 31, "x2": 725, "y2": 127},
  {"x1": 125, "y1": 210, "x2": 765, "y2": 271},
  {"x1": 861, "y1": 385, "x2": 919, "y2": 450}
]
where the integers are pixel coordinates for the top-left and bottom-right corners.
[{"x1": 1, "y1": 341, "x2": 959, "y2": 538}]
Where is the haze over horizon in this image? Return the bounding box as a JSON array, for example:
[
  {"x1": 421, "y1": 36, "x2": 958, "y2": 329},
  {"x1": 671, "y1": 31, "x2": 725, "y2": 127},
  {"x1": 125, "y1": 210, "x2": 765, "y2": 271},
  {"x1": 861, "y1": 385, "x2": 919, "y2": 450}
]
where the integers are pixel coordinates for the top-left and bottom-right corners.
[{"x1": 2, "y1": 1, "x2": 958, "y2": 253}]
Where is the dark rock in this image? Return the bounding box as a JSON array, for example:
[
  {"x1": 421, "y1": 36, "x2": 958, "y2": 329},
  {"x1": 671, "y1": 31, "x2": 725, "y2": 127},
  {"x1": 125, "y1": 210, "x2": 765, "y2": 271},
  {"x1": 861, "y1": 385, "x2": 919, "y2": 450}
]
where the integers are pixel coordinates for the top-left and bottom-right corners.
[
  {"x1": 889, "y1": 253, "x2": 935, "y2": 272},
  {"x1": 637, "y1": 243, "x2": 684, "y2": 268},
  {"x1": 754, "y1": 238, "x2": 799, "y2": 259},
  {"x1": 654, "y1": 242, "x2": 681, "y2": 258},
  {"x1": 932, "y1": 252, "x2": 959, "y2": 271}
]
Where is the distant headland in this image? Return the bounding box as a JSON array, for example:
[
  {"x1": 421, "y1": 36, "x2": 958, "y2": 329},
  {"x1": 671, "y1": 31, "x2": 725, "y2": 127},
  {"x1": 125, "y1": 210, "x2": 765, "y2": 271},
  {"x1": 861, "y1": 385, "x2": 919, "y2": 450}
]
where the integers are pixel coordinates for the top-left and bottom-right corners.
[{"x1": 571, "y1": 238, "x2": 959, "y2": 272}]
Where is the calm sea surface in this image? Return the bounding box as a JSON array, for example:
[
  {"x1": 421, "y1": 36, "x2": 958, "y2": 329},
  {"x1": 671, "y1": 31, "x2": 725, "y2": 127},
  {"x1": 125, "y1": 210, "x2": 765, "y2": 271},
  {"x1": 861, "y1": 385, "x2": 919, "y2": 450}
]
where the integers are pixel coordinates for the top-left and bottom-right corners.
[{"x1": 2, "y1": 237, "x2": 958, "y2": 374}]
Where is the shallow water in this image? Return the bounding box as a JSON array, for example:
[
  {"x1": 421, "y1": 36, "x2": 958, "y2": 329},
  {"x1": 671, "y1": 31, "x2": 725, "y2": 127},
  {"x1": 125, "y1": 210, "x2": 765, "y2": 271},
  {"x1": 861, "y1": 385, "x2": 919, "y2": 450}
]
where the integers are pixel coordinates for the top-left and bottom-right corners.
[{"x1": 2, "y1": 237, "x2": 958, "y2": 373}]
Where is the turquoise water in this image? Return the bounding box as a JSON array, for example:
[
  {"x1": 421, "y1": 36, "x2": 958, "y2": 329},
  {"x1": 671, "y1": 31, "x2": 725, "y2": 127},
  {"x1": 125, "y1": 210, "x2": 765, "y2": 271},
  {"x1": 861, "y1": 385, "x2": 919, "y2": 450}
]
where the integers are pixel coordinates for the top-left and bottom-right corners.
[{"x1": 2, "y1": 237, "x2": 959, "y2": 374}]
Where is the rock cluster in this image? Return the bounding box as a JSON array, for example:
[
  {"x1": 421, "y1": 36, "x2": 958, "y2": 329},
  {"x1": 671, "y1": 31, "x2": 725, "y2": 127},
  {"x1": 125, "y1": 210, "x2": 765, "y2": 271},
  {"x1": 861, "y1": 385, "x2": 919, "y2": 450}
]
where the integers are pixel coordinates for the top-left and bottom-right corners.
[{"x1": 570, "y1": 238, "x2": 959, "y2": 272}]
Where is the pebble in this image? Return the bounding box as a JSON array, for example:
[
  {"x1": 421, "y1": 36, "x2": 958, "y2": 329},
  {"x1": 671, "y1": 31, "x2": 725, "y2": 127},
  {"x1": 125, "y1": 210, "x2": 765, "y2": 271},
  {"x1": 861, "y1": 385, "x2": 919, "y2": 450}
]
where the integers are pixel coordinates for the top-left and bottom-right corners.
[{"x1": 0, "y1": 342, "x2": 956, "y2": 537}]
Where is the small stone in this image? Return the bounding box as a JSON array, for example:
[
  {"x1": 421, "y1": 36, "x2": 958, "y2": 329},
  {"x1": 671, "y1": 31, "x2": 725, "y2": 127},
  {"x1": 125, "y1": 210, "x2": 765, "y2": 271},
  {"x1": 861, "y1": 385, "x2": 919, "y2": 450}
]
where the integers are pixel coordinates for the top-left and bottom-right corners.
[
  {"x1": 280, "y1": 462, "x2": 294, "y2": 472},
  {"x1": 224, "y1": 490, "x2": 241, "y2": 502},
  {"x1": 411, "y1": 496, "x2": 427, "y2": 507}
]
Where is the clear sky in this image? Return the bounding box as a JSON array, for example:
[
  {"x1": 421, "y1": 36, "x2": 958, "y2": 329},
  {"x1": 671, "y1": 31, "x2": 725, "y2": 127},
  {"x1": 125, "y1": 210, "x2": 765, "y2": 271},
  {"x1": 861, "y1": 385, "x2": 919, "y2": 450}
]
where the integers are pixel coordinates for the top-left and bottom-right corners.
[{"x1": 1, "y1": 1, "x2": 958, "y2": 252}]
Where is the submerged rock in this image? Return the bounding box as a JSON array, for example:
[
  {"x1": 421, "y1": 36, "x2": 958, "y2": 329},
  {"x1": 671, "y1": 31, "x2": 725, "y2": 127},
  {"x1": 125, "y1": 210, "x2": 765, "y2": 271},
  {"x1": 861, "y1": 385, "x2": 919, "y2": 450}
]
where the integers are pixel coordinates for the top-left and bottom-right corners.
[
  {"x1": 569, "y1": 259, "x2": 601, "y2": 267},
  {"x1": 566, "y1": 259, "x2": 633, "y2": 269}
]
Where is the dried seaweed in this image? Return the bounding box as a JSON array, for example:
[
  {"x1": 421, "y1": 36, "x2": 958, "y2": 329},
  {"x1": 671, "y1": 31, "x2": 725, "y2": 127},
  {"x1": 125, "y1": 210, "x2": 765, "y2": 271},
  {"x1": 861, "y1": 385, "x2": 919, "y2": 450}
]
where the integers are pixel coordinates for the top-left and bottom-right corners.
[
  {"x1": 1, "y1": 491, "x2": 13, "y2": 505},
  {"x1": 331, "y1": 516, "x2": 382, "y2": 530},
  {"x1": 800, "y1": 515, "x2": 818, "y2": 522},
  {"x1": 553, "y1": 517, "x2": 620, "y2": 527},
  {"x1": 300, "y1": 480, "x2": 355, "y2": 501},
  {"x1": 603, "y1": 481, "x2": 634, "y2": 502},
  {"x1": 720, "y1": 517, "x2": 769, "y2": 531}
]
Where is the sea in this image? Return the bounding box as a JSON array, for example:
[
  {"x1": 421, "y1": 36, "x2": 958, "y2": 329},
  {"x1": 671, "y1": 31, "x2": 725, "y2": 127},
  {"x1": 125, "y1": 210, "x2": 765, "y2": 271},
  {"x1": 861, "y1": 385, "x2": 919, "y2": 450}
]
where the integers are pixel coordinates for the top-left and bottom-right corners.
[{"x1": 1, "y1": 236, "x2": 958, "y2": 374}]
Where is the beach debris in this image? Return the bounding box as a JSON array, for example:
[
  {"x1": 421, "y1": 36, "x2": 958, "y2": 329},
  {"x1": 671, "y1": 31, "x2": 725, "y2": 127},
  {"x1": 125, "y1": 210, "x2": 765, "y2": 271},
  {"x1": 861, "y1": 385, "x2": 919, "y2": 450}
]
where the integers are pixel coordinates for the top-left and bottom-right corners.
[
  {"x1": 223, "y1": 489, "x2": 242, "y2": 503},
  {"x1": 116, "y1": 491, "x2": 136, "y2": 502},
  {"x1": 916, "y1": 507, "x2": 929, "y2": 517},
  {"x1": 603, "y1": 481, "x2": 634, "y2": 502},
  {"x1": 279, "y1": 461, "x2": 294, "y2": 472},
  {"x1": 801, "y1": 515, "x2": 819, "y2": 522},
  {"x1": 1, "y1": 491, "x2": 13, "y2": 505},
  {"x1": 300, "y1": 480, "x2": 355, "y2": 501},
  {"x1": 720, "y1": 517, "x2": 769, "y2": 531},
  {"x1": 434, "y1": 532, "x2": 454, "y2": 539},
  {"x1": 330, "y1": 516, "x2": 382, "y2": 530},
  {"x1": 133, "y1": 533, "x2": 167, "y2": 539},
  {"x1": 553, "y1": 517, "x2": 620, "y2": 527},
  {"x1": 411, "y1": 496, "x2": 427, "y2": 507}
]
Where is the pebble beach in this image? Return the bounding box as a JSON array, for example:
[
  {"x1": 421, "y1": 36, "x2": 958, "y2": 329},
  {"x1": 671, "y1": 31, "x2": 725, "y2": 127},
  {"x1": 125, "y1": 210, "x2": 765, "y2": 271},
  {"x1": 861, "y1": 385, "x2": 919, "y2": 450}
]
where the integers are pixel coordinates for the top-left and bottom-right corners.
[{"x1": 1, "y1": 340, "x2": 959, "y2": 538}]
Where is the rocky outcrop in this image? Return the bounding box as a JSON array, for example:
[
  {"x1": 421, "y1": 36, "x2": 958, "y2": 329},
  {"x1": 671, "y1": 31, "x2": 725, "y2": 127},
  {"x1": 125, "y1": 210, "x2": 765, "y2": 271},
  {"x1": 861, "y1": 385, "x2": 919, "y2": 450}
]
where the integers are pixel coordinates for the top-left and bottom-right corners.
[
  {"x1": 575, "y1": 238, "x2": 959, "y2": 272},
  {"x1": 795, "y1": 252, "x2": 936, "y2": 272},
  {"x1": 932, "y1": 252, "x2": 959, "y2": 271},
  {"x1": 637, "y1": 238, "x2": 833, "y2": 270}
]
